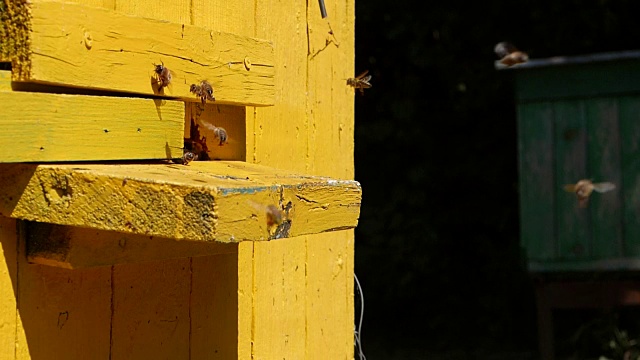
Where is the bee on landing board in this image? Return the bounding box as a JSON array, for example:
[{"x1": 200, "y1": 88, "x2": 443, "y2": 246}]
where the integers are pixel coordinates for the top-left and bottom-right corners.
[
  {"x1": 563, "y1": 179, "x2": 616, "y2": 208},
  {"x1": 190, "y1": 81, "x2": 215, "y2": 105},
  {"x1": 181, "y1": 151, "x2": 198, "y2": 165},
  {"x1": 494, "y1": 42, "x2": 529, "y2": 67},
  {"x1": 347, "y1": 70, "x2": 372, "y2": 95},
  {"x1": 153, "y1": 61, "x2": 173, "y2": 90}
]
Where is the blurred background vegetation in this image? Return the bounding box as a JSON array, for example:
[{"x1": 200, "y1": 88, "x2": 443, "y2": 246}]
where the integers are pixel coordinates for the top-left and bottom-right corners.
[{"x1": 353, "y1": 0, "x2": 640, "y2": 358}]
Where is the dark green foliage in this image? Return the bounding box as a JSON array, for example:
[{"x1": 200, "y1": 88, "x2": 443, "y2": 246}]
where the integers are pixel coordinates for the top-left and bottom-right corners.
[{"x1": 354, "y1": 0, "x2": 640, "y2": 356}]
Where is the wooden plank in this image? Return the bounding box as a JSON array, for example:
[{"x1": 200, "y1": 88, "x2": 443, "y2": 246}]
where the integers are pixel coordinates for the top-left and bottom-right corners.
[
  {"x1": 553, "y1": 100, "x2": 590, "y2": 260},
  {"x1": 252, "y1": 237, "x2": 306, "y2": 359},
  {"x1": 110, "y1": 259, "x2": 191, "y2": 359},
  {"x1": 114, "y1": 0, "x2": 191, "y2": 23},
  {"x1": 25, "y1": 222, "x2": 237, "y2": 268},
  {"x1": 517, "y1": 102, "x2": 556, "y2": 263},
  {"x1": 0, "y1": 216, "x2": 17, "y2": 358},
  {"x1": 306, "y1": 231, "x2": 353, "y2": 359},
  {"x1": 191, "y1": 252, "x2": 240, "y2": 359},
  {"x1": 619, "y1": 96, "x2": 640, "y2": 257},
  {"x1": 237, "y1": 241, "x2": 253, "y2": 360},
  {"x1": 0, "y1": 162, "x2": 362, "y2": 242},
  {"x1": 253, "y1": 0, "x2": 308, "y2": 170},
  {"x1": 15, "y1": 221, "x2": 111, "y2": 360},
  {"x1": 306, "y1": 0, "x2": 355, "y2": 179},
  {"x1": 4, "y1": 1, "x2": 275, "y2": 106},
  {"x1": 0, "y1": 91, "x2": 184, "y2": 162},
  {"x1": 586, "y1": 98, "x2": 623, "y2": 259}
]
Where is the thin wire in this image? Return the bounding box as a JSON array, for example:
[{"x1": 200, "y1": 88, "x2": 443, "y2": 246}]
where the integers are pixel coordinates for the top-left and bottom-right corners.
[
  {"x1": 318, "y1": 0, "x2": 328, "y2": 18},
  {"x1": 354, "y1": 273, "x2": 367, "y2": 360}
]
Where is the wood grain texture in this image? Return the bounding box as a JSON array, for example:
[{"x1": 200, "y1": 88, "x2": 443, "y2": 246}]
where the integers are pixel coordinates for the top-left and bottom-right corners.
[
  {"x1": 554, "y1": 100, "x2": 590, "y2": 260},
  {"x1": 26, "y1": 222, "x2": 237, "y2": 269},
  {"x1": 0, "y1": 216, "x2": 17, "y2": 359},
  {"x1": 306, "y1": 231, "x2": 352, "y2": 359},
  {"x1": 111, "y1": 259, "x2": 191, "y2": 359},
  {"x1": 191, "y1": 253, "x2": 240, "y2": 359},
  {"x1": 306, "y1": 0, "x2": 355, "y2": 179},
  {"x1": 15, "y1": 222, "x2": 112, "y2": 360},
  {"x1": 518, "y1": 102, "x2": 556, "y2": 261},
  {"x1": 237, "y1": 241, "x2": 254, "y2": 360},
  {"x1": 252, "y1": 0, "x2": 308, "y2": 170},
  {"x1": 6, "y1": 1, "x2": 275, "y2": 106},
  {"x1": 252, "y1": 237, "x2": 306, "y2": 359},
  {"x1": 0, "y1": 162, "x2": 361, "y2": 242},
  {"x1": 0, "y1": 91, "x2": 184, "y2": 162},
  {"x1": 586, "y1": 98, "x2": 623, "y2": 259}
]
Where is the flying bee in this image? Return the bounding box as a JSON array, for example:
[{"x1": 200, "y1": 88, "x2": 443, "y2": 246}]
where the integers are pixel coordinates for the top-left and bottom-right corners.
[
  {"x1": 563, "y1": 179, "x2": 616, "y2": 208},
  {"x1": 190, "y1": 80, "x2": 215, "y2": 105},
  {"x1": 494, "y1": 42, "x2": 529, "y2": 67},
  {"x1": 247, "y1": 201, "x2": 285, "y2": 227},
  {"x1": 347, "y1": 70, "x2": 372, "y2": 95},
  {"x1": 212, "y1": 126, "x2": 228, "y2": 146},
  {"x1": 153, "y1": 61, "x2": 173, "y2": 90}
]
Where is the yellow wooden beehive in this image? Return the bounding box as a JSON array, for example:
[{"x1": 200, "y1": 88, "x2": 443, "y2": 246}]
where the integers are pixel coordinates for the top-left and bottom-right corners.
[{"x1": 0, "y1": 0, "x2": 359, "y2": 358}]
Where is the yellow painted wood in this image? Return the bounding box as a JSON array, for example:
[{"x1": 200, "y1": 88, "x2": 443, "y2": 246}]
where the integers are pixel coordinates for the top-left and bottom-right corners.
[
  {"x1": 188, "y1": 4, "x2": 256, "y2": 360},
  {"x1": 306, "y1": 231, "x2": 353, "y2": 359},
  {"x1": 4, "y1": 1, "x2": 275, "y2": 106},
  {"x1": 15, "y1": 221, "x2": 112, "y2": 360},
  {"x1": 114, "y1": 0, "x2": 191, "y2": 23},
  {"x1": 0, "y1": 70, "x2": 11, "y2": 91},
  {"x1": 26, "y1": 222, "x2": 237, "y2": 269},
  {"x1": 306, "y1": 0, "x2": 355, "y2": 180},
  {"x1": 0, "y1": 91, "x2": 184, "y2": 162},
  {"x1": 0, "y1": 216, "x2": 17, "y2": 359},
  {"x1": 252, "y1": 0, "x2": 309, "y2": 170},
  {"x1": 0, "y1": 162, "x2": 361, "y2": 242},
  {"x1": 111, "y1": 259, "x2": 191, "y2": 359},
  {"x1": 191, "y1": 252, "x2": 241, "y2": 359},
  {"x1": 252, "y1": 237, "x2": 306, "y2": 358},
  {"x1": 237, "y1": 241, "x2": 254, "y2": 359},
  {"x1": 247, "y1": 0, "x2": 357, "y2": 359}
]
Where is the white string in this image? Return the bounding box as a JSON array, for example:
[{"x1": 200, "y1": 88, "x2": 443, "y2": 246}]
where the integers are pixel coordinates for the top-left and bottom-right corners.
[{"x1": 354, "y1": 273, "x2": 367, "y2": 360}]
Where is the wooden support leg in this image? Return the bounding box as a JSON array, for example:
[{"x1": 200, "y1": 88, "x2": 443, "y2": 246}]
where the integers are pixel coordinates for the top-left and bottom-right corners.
[{"x1": 535, "y1": 282, "x2": 555, "y2": 360}]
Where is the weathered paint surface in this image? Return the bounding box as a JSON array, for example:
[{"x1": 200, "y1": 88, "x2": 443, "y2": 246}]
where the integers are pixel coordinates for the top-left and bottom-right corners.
[
  {"x1": 2, "y1": 1, "x2": 275, "y2": 106},
  {"x1": 0, "y1": 85, "x2": 184, "y2": 162},
  {"x1": 0, "y1": 0, "x2": 356, "y2": 359},
  {"x1": 0, "y1": 162, "x2": 361, "y2": 243}
]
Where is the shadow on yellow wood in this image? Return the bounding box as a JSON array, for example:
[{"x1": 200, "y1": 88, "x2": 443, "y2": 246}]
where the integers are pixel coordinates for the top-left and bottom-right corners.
[{"x1": 26, "y1": 221, "x2": 237, "y2": 269}]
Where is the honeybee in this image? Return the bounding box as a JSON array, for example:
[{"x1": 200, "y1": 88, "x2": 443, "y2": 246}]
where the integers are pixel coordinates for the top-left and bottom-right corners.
[
  {"x1": 190, "y1": 81, "x2": 215, "y2": 104},
  {"x1": 347, "y1": 70, "x2": 372, "y2": 95},
  {"x1": 212, "y1": 126, "x2": 228, "y2": 146},
  {"x1": 153, "y1": 61, "x2": 172, "y2": 90},
  {"x1": 198, "y1": 121, "x2": 228, "y2": 146},
  {"x1": 563, "y1": 179, "x2": 616, "y2": 208},
  {"x1": 181, "y1": 151, "x2": 198, "y2": 165},
  {"x1": 248, "y1": 201, "x2": 285, "y2": 227},
  {"x1": 494, "y1": 42, "x2": 529, "y2": 67}
]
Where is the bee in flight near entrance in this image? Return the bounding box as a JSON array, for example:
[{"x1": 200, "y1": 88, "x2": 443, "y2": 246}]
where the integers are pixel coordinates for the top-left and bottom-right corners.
[
  {"x1": 563, "y1": 179, "x2": 616, "y2": 208},
  {"x1": 347, "y1": 70, "x2": 372, "y2": 95},
  {"x1": 190, "y1": 81, "x2": 215, "y2": 105},
  {"x1": 494, "y1": 42, "x2": 529, "y2": 67},
  {"x1": 153, "y1": 61, "x2": 173, "y2": 90}
]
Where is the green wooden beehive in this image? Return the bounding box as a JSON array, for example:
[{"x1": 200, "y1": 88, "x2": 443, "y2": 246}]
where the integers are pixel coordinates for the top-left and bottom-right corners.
[{"x1": 505, "y1": 50, "x2": 640, "y2": 272}]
